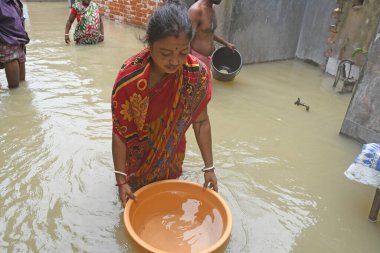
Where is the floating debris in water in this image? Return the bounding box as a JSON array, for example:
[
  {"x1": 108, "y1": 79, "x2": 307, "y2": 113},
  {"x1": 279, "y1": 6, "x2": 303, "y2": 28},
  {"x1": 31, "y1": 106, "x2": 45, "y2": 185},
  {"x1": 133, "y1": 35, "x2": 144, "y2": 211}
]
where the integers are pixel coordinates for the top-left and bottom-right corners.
[{"x1": 294, "y1": 98, "x2": 310, "y2": 111}]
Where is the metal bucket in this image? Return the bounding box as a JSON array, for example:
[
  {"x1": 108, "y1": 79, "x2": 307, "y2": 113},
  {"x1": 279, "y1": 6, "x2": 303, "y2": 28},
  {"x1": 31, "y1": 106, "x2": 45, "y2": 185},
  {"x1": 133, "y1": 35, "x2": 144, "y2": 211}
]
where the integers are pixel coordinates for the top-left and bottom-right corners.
[{"x1": 211, "y1": 47, "x2": 242, "y2": 81}]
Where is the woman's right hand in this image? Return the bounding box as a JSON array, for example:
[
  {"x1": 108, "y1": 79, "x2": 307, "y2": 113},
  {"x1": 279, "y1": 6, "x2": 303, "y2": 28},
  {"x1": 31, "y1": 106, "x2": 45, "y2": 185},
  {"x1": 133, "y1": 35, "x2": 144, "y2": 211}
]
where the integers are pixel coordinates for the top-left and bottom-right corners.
[
  {"x1": 65, "y1": 34, "x2": 70, "y2": 44},
  {"x1": 204, "y1": 171, "x2": 218, "y2": 192},
  {"x1": 118, "y1": 183, "x2": 136, "y2": 207}
]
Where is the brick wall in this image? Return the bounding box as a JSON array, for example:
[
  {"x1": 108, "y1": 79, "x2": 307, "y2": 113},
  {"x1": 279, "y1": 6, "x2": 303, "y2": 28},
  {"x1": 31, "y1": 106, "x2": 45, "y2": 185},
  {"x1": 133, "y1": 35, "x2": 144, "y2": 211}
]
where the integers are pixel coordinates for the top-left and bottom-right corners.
[{"x1": 94, "y1": 0, "x2": 164, "y2": 28}]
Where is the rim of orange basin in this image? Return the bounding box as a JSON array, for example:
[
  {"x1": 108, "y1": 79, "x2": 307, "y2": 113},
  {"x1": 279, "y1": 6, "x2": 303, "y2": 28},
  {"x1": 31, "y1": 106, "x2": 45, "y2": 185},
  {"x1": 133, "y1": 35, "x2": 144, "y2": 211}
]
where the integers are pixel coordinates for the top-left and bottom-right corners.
[{"x1": 123, "y1": 179, "x2": 233, "y2": 253}]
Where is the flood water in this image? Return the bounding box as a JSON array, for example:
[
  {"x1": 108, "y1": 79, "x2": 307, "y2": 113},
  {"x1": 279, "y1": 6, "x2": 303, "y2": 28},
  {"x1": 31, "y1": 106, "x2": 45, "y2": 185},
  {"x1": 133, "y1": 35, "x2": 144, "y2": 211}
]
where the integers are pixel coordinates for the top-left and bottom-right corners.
[{"x1": 1, "y1": 2, "x2": 379, "y2": 253}]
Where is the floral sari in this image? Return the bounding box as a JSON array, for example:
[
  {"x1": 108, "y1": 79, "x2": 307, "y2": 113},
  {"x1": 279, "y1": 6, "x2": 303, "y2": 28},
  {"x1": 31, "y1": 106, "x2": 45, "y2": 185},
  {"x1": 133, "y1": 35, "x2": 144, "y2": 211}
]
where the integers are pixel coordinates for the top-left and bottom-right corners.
[
  {"x1": 72, "y1": 2, "x2": 101, "y2": 44},
  {"x1": 112, "y1": 48, "x2": 211, "y2": 191}
]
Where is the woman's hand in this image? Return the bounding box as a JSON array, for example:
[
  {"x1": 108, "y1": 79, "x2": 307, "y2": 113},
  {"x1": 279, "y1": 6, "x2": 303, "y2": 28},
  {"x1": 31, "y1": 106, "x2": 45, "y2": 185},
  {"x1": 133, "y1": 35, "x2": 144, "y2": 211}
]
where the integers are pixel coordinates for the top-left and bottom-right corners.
[
  {"x1": 65, "y1": 13, "x2": 75, "y2": 44},
  {"x1": 99, "y1": 34, "x2": 104, "y2": 42},
  {"x1": 204, "y1": 171, "x2": 218, "y2": 192},
  {"x1": 118, "y1": 183, "x2": 136, "y2": 207},
  {"x1": 65, "y1": 34, "x2": 71, "y2": 44}
]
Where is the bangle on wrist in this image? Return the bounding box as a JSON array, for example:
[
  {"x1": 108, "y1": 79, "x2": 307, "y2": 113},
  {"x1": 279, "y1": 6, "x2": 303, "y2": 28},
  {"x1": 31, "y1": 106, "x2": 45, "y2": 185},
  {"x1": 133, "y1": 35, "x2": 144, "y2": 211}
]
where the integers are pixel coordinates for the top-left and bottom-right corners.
[
  {"x1": 115, "y1": 181, "x2": 128, "y2": 187},
  {"x1": 202, "y1": 165, "x2": 215, "y2": 172},
  {"x1": 114, "y1": 171, "x2": 134, "y2": 186},
  {"x1": 65, "y1": 34, "x2": 69, "y2": 36}
]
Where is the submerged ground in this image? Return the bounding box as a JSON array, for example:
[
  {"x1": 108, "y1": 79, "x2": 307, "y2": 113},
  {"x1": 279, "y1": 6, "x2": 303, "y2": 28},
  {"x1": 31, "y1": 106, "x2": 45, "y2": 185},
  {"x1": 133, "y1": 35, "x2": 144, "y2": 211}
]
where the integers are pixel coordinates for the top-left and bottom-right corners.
[{"x1": 0, "y1": 2, "x2": 379, "y2": 253}]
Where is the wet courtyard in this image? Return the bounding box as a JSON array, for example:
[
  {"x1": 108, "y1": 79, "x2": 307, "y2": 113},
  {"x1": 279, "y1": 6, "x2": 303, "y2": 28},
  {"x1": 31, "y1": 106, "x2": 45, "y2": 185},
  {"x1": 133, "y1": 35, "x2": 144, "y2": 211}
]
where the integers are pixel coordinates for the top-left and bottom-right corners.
[{"x1": 0, "y1": 2, "x2": 379, "y2": 253}]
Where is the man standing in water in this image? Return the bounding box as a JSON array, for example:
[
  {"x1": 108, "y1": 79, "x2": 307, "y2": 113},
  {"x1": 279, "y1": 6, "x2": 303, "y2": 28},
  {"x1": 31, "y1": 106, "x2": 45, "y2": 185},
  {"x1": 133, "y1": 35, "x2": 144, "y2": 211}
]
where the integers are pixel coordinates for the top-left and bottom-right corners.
[
  {"x1": 188, "y1": 0, "x2": 235, "y2": 69},
  {"x1": 0, "y1": 0, "x2": 30, "y2": 89}
]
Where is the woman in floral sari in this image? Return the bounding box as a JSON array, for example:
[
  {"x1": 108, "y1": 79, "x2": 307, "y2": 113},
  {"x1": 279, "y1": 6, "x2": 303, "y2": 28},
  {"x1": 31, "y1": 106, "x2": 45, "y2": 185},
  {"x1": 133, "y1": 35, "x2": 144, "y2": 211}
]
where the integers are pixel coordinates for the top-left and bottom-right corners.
[
  {"x1": 112, "y1": 1, "x2": 218, "y2": 207},
  {"x1": 64, "y1": 0, "x2": 104, "y2": 44}
]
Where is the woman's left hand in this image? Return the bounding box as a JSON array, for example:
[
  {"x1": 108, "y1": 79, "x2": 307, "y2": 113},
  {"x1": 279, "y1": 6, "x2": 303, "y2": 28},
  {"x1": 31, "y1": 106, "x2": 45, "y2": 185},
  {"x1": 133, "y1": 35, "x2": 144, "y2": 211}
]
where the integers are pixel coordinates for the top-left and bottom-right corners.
[
  {"x1": 204, "y1": 171, "x2": 218, "y2": 192},
  {"x1": 99, "y1": 34, "x2": 104, "y2": 42}
]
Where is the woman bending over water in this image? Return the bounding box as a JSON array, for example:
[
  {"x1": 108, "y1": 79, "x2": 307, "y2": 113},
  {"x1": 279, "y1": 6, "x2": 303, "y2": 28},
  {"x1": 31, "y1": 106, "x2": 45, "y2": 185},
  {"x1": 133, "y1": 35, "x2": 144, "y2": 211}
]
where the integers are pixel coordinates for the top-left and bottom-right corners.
[{"x1": 111, "y1": 0, "x2": 218, "y2": 206}]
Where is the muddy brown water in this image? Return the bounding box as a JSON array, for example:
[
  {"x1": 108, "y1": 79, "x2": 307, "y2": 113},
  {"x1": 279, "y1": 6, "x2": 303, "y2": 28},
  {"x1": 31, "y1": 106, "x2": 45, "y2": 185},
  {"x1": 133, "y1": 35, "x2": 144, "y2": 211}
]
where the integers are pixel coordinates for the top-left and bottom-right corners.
[{"x1": 0, "y1": 2, "x2": 379, "y2": 253}]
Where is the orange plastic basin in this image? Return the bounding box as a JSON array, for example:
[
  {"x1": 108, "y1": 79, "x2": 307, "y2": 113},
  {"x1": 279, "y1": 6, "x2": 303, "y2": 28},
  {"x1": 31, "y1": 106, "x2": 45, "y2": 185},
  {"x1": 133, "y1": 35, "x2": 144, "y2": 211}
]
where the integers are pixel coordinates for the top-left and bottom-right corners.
[{"x1": 124, "y1": 179, "x2": 232, "y2": 253}]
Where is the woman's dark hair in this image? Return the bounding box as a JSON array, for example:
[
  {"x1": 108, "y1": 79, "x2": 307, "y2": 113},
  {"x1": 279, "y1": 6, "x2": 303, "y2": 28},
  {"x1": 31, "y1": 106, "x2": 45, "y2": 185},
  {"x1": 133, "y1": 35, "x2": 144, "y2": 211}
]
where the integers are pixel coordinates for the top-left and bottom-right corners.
[{"x1": 145, "y1": 1, "x2": 192, "y2": 45}]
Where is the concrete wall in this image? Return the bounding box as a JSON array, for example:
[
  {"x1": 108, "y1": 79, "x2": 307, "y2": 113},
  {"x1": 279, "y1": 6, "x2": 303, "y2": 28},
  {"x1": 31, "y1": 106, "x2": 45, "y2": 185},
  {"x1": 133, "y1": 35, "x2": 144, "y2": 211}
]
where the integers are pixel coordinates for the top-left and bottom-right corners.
[
  {"x1": 222, "y1": 0, "x2": 307, "y2": 64},
  {"x1": 214, "y1": 0, "x2": 233, "y2": 42},
  {"x1": 329, "y1": 0, "x2": 380, "y2": 64},
  {"x1": 94, "y1": 0, "x2": 334, "y2": 65},
  {"x1": 296, "y1": 0, "x2": 336, "y2": 66},
  {"x1": 324, "y1": 0, "x2": 380, "y2": 77},
  {"x1": 215, "y1": 0, "x2": 336, "y2": 65},
  {"x1": 340, "y1": 20, "x2": 380, "y2": 143}
]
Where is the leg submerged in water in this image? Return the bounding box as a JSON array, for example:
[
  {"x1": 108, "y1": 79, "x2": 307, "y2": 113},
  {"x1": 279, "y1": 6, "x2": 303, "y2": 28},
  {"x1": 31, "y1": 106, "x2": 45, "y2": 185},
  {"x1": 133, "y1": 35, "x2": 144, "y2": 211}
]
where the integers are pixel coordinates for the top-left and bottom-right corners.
[{"x1": 4, "y1": 60, "x2": 21, "y2": 89}]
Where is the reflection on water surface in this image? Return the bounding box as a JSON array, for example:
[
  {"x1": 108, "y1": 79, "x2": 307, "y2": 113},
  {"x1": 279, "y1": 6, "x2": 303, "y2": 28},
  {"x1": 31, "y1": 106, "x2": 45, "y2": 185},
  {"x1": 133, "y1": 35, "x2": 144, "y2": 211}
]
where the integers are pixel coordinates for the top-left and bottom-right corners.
[{"x1": 1, "y1": 2, "x2": 379, "y2": 253}]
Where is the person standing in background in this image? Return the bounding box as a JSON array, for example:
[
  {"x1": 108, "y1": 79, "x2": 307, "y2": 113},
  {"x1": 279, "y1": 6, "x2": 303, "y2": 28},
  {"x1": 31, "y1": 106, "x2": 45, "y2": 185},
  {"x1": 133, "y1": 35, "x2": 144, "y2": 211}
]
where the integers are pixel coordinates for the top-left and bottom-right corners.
[
  {"x1": 0, "y1": 0, "x2": 30, "y2": 89},
  {"x1": 65, "y1": 0, "x2": 104, "y2": 45},
  {"x1": 188, "y1": 0, "x2": 235, "y2": 69}
]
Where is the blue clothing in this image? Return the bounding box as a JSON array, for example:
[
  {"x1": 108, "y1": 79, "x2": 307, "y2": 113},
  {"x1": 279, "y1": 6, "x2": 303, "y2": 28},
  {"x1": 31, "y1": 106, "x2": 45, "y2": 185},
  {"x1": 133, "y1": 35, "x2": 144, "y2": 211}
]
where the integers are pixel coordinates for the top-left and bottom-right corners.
[
  {"x1": 0, "y1": 0, "x2": 29, "y2": 45},
  {"x1": 355, "y1": 143, "x2": 380, "y2": 171}
]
